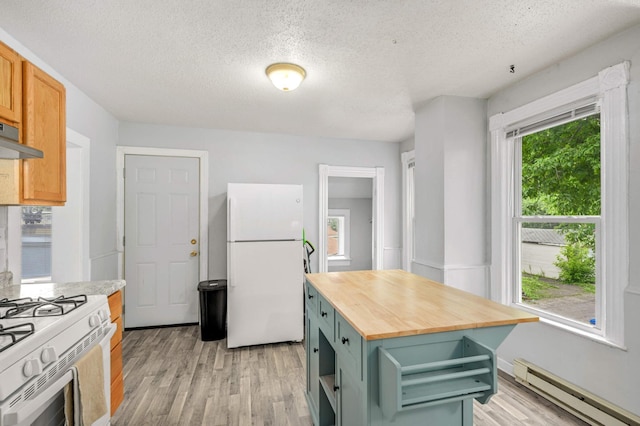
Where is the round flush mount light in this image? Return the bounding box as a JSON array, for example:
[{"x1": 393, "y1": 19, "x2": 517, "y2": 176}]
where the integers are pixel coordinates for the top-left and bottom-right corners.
[{"x1": 265, "y1": 63, "x2": 306, "y2": 91}]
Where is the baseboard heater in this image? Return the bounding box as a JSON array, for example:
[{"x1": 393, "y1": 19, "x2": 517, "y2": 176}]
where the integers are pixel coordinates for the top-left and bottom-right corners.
[{"x1": 513, "y1": 358, "x2": 640, "y2": 426}]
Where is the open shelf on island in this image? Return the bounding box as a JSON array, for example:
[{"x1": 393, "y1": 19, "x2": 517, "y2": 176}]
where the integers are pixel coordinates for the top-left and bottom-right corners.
[{"x1": 319, "y1": 374, "x2": 336, "y2": 412}]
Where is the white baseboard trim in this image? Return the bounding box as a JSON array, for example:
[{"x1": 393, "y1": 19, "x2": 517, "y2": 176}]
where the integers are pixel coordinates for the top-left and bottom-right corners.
[{"x1": 497, "y1": 356, "x2": 514, "y2": 376}]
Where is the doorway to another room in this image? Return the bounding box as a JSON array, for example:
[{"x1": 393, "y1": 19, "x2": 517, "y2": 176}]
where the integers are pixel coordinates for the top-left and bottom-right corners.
[
  {"x1": 327, "y1": 176, "x2": 373, "y2": 272},
  {"x1": 318, "y1": 164, "x2": 384, "y2": 273}
]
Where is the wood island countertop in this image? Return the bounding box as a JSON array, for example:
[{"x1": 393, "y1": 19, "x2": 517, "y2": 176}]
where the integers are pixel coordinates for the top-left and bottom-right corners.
[{"x1": 305, "y1": 270, "x2": 538, "y2": 340}]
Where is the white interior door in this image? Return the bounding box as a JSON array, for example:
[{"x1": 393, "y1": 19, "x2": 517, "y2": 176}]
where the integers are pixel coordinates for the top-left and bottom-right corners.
[{"x1": 124, "y1": 155, "x2": 200, "y2": 327}]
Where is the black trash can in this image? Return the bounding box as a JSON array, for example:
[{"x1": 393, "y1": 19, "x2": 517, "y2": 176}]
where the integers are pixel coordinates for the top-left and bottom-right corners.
[{"x1": 198, "y1": 279, "x2": 227, "y2": 341}]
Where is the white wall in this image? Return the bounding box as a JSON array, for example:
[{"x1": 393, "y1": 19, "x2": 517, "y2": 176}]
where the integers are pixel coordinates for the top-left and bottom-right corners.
[
  {"x1": 400, "y1": 136, "x2": 415, "y2": 153},
  {"x1": 328, "y1": 197, "x2": 373, "y2": 272},
  {"x1": 118, "y1": 122, "x2": 402, "y2": 278},
  {"x1": 0, "y1": 27, "x2": 121, "y2": 280},
  {"x1": 487, "y1": 24, "x2": 640, "y2": 416},
  {"x1": 413, "y1": 96, "x2": 488, "y2": 296}
]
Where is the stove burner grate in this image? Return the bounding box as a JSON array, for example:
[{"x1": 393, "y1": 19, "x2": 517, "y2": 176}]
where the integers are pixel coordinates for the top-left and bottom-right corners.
[
  {"x1": 0, "y1": 322, "x2": 35, "y2": 353},
  {"x1": 1, "y1": 294, "x2": 88, "y2": 319}
]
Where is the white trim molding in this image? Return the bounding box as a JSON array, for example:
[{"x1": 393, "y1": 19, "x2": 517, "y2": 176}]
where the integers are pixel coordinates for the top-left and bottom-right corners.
[
  {"x1": 489, "y1": 62, "x2": 629, "y2": 347},
  {"x1": 116, "y1": 146, "x2": 209, "y2": 282},
  {"x1": 401, "y1": 150, "x2": 415, "y2": 271},
  {"x1": 65, "y1": 128, "x2": 91, "y2": 281},
  {"x1": 318, "y1": 164, "x2": 384, "y2": 273}
]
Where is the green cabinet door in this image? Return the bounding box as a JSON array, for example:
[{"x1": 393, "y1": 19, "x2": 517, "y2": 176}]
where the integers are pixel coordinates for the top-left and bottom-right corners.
[
  {"x1": 337, "y1": 361, "x2": 365, "y2": 426},
  {"x1": 308, "y1": 316, "x2": 320, "y2": 418}
]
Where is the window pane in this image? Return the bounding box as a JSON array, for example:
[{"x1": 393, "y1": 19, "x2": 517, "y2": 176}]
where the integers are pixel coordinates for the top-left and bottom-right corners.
[
  {"x1": 521, "y1": 115, "x2": 600, "y2": 216},
  {"x1": 520, "y1": 222, "x2": 596, "y2": 326},
  {"x1": 327, "y1": 217, "x2": 343, "y2": 256},
  {"x1": 21, "y1": 206, "x2": 52, "y2": 282}
]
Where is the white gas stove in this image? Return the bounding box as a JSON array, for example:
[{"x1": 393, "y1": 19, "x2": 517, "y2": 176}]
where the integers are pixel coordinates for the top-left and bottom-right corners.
[{"x1": 0, "y1": 294, "x2": 114, "y2": 426}]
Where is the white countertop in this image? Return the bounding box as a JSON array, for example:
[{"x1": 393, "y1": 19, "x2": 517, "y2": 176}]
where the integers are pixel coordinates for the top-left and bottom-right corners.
[{"x1": 0, "y1": 279, "x2": 125, "y2": 300}]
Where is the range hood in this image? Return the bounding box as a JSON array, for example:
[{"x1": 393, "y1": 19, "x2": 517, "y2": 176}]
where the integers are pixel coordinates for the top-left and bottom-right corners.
[{"x1": 0, "y1": 123, "x2": 43, "y2": 159}]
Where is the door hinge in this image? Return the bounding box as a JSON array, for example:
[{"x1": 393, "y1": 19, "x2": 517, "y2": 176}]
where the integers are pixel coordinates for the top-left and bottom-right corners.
[
  {"x1": 123, "y1": 236, "x2": 125, "y2": 247},
  {"x1": 122, "y1": 304, "x2": 125, "y2": 314}
]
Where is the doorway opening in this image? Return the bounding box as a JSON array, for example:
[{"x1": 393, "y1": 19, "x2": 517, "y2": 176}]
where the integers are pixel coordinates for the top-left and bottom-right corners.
[{"x1": 318, "y1": 165, "x2": 384, "y2": 273}]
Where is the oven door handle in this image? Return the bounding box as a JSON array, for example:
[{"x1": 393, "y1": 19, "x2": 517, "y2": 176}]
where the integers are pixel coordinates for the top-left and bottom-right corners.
[{"x1": 3, "y1": 370, "x2": 74, "y2": 426}]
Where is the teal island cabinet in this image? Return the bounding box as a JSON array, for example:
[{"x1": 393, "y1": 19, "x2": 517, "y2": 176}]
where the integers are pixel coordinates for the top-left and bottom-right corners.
[{"x1": 304, "y1": 270, "x2": 538, "y2": 426}]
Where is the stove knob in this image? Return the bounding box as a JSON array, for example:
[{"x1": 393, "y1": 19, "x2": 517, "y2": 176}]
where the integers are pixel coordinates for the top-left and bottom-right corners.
[
  {"x1": 89, "y1": 314, "x2": 99, "y2": 327},
  {"x1": 23, "y1": 359, "x2": 42, "y2": 378},
  {"x1": 41, "y1": 347, "x2": 58, "y2": 364},
  {"x1": 98, "y1": 309, "x2": 108, "y2": 321}
]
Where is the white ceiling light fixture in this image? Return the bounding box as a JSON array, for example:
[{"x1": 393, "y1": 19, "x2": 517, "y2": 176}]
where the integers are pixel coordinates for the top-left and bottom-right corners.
[{"x1": 265, "y1": 63, "x2": 306, "y2": 91}]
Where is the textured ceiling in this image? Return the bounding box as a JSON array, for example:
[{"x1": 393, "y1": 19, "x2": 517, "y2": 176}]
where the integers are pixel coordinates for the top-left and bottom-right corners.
[{"x1": 1, "y1": 1, "x2": 639, "y2": 142}]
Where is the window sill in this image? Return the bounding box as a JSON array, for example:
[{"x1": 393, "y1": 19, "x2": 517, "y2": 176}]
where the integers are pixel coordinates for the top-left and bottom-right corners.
[
  {"x1": 328, "y1": 257, "x2": 351, "y2": 267},
  {"x1": 512, "y1": 302, "x2": 626, "y2": 351},
  {"x1": 21, "y1": 276, "x2": 53, "y2": 284}
]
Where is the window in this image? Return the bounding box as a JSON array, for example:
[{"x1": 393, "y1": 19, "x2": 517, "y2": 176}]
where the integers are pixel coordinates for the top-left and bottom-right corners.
[
  {"x1": 490, "y1": 62, "x2": 629, "y2": 347},
  {"x1": 21, "y1": 206, "x2": 52, "y2": 283},
  {"x1": 7, "y1": 132, "x2": 91, "y2": 284},
  {"x1": 516, "y1": 114, "x2": 600, "y2": 327},
  {"x1": 327, "y1": 209, "x2": 350, "y2": 265}
]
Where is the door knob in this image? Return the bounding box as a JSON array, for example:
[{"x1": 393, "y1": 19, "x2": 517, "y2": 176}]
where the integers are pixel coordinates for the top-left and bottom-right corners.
[
  {"x1": 191, "y1": 239, "x2": 197, "y2": 245},
  {"x1": 190, "y1": 251, "x2": 198, "y2": 257}
]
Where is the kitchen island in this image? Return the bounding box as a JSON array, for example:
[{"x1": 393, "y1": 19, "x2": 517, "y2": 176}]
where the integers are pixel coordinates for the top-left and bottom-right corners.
[{"x1": 304, "y1": 270, "x2": 538, "y2": 426}]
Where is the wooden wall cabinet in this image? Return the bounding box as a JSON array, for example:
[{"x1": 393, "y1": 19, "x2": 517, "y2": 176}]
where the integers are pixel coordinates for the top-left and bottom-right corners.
[
  {"x1": 0, "y1": 40, "x2": 66, "y2": 206},
  {"x1": 0, "y1": 42, "x2": 21, "y2": 124},
  {"x1": 108, "y1": 290, "x2": 125, "y2": 416}
]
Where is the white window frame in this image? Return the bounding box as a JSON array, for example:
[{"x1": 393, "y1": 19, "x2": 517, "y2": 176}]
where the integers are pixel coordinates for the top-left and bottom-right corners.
[
  {"x1": 489, "y1": 62, "x2": 629, "y2": 348},
  {"x1": 327, "y1": 209, "x2": 351, "y2": 266},
  {"x1": 401, "y1": 150, "x2": 415, "y2": 272}
]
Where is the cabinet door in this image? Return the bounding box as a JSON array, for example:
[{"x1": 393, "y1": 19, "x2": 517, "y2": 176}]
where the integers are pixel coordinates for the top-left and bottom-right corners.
[
  {"x1": 337, "y1": 361, "x2": 365, "y2": 426},
  {"x1": 308, "y1": 317, "x2": 320, "y2": 416},
  {"x1": 0, "y1": 42, "x2": 21, "y2": 123},
  {"x1": 22, "y1": 61, "x2": 66, "y2": 204}
]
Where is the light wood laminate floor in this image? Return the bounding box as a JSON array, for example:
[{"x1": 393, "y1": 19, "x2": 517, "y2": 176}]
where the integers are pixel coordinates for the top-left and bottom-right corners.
[{"x1": 111, "y1": 325, "x2": 588, "y2": 426}]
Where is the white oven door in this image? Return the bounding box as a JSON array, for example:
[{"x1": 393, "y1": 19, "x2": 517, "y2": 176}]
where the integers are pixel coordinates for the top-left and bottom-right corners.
[{"x1": 1, "y1": 323, "x2": 116, "y2": 426}]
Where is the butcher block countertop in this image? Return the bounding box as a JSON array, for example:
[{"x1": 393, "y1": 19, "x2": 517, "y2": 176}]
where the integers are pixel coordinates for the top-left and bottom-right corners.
[{"x1": 305, "y1": 270, "x2": 538, "y2": 341}]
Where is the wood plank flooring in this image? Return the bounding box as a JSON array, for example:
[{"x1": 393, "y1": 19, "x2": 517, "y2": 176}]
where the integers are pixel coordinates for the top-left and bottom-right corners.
[{"x1": 111, "y1": 325, "x2": 588, "y2": 426}]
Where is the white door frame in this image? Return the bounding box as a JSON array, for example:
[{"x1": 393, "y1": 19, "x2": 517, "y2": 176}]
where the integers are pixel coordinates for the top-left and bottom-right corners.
[
  {"x1": 116, "y1": 146, "x2": 209, "y2": 282},
  {"x1": 401, "y1": 150, "x2": 415, "y2": 272},
  {"x1": 318, "y1": 164, "x2": 384, "y2": 273}
]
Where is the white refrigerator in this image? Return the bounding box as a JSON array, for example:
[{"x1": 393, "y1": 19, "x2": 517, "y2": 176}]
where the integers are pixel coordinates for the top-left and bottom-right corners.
[{"x1": 226, "y1": 183, "x2": 304, "y2": 348}]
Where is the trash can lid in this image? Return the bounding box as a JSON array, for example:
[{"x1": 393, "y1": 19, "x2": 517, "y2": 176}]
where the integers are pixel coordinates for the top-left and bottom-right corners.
[{"x1": 198, "y1": 279, "x2": 227, "y2": 291}]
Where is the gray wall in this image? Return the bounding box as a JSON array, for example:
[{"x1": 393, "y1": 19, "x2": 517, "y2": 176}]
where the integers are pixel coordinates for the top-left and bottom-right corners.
[
  {"x1": 0, "y1": 27, "x2": 120, "y2": 280},
  {"x1": 400, "y1": 136, "x2": 415, "y2": 153},
  {"x1": 118, "y1": 123, "x2": 402, "y2": 278},
  {"x1": 487, "y1": 23, "x2": 640, "y2": 415},
  {"x1": 328, "y1": 197, "x2": 373, "y2": 272},
  {"x1": 413, "y1": 96, "x2": 487, "y2": 296}
]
